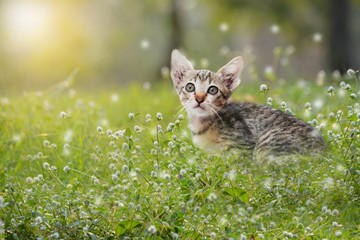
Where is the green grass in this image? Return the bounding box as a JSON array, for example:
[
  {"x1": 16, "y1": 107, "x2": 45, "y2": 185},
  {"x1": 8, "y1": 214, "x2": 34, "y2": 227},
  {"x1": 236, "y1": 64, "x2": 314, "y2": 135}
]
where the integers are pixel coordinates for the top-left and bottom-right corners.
[{"x1": 1, "y1": 73, "x2": 360, "y2": 239}]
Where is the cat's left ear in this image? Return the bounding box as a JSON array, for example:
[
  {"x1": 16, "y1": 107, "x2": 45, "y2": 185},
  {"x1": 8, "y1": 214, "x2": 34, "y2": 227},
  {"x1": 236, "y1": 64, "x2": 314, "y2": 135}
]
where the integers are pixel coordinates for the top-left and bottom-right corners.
[
  {"x1": 171, "y1": 49, "x2": 194, "y2": 89},
  {"x1": 217, "y1": 56, "x2": 243, "y2": 92}
]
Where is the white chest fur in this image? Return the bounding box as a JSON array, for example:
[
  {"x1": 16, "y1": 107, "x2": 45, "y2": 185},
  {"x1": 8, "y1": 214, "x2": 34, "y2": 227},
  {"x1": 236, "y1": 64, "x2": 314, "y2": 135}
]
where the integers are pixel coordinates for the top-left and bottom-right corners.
[{"x1": 188, "y1": 116, "x2": 228, "y2": 149}]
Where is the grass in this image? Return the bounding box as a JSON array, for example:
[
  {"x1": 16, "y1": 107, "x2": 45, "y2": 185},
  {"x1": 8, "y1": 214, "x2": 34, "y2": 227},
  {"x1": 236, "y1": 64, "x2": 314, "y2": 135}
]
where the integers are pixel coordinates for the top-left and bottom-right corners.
[{"x1": 1, "y1": 69, "x2": 360, "y2": 239}]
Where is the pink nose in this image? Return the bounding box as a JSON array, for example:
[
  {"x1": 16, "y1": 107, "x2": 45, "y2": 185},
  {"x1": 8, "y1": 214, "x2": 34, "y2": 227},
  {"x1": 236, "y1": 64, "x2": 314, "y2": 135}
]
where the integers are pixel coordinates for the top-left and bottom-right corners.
[{"x1": 195, "y1": 96, "x2": 204, "y2": 104}]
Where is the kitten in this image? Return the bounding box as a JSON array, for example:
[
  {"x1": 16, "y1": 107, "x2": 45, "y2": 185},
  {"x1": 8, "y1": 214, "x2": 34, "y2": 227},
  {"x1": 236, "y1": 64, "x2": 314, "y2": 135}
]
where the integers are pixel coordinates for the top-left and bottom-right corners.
[{"x1": 170, "y1": 49, "x2": 326, "y2": 158}]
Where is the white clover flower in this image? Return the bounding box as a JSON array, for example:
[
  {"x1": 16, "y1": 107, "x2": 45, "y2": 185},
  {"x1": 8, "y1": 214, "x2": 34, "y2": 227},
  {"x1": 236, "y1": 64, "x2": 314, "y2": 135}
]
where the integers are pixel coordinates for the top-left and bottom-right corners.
[
  {"x1": 145, "y1": 114, "x2": 151, "y2": 120},
  {"x1": 60, "y1": 111, "x2": 67, "y2": 118},
  {"x1": 97, "y1": 126, "x2": 103, "y2": 132},
  {"x1": 151, "y1": 171, "x2": 157, "y2": 178},
  {"x1": 128, "y1": 113, "x2": 134, "y2": 119},
  {"x1": 111, "y1": 94, "x2": 119, "y2": 102},
  {"x1": 171, "y1": 232, "x2": 179, "y2": 239},
  {"x1": 134, "y1": 125, "x2": 141, "y2": 133},
  {"x1": 178, "y1": 114, "x2": 184, "y2": 120},
  {"x1": 147, "y1": 225, "x2": 156, "y2": 234},
  {"x1": 335, "y1": 231, "x2": 342, "y2": 237},
  {"x1": 111, "y1": 174, "x2": 118, "y2": 181},
  {"x1": 106, "y1": 129, "x2": 113, "y2": 135},
  {"x1": 219, "y1": 22, "x2": 229, "y2": 32},
  {"x1": 63, "y1": 144, "x2": 70, "y2": 150},
  {"x1": 340, "y1": 81, "x2": 346, "y2": 88},
  {"x1": 51, "y1": 166, "x2": 57, "y2": 171},
  {"x1": 168, "y1": 141, "x2": 174, "y2": 148},
  {"x1": 180, "y1": 169, "x2": 186, "y2": 175},
  {"x1": 164, "y1": 174, "x2": 170, "y2": 180},
  {"x1": 108, "y1": 141, "x2": 115, "y2": 148},
  {"x1": 63, "y1": 166, "x2": 70, "y2": 172},
  {"x1": 313, "y1": 32, "x2": 322, "y2": 42},
  {"x1": 305, "y1": 102, "x2": 311, "y2": 109},
  {"x1": 43, "y1": 162, "x2": 50, "y2": 169},
  {"x1": 195, "y1": 173, "x2": 201, "y2": 179},
  {"x1": 281, "y1": 101, "x2": 286, "y2": 107},
  {"x1": 156, "y1": 112, "x2": 162, "y2": 120},
  {"x1": 327, "y1": 86, "x2": 335, "y2": 92},
  {"x1": 267, "y1": 97, "x2": 273, "y2": 102},
  {"x1": 210, "y1": 232, "x2": 216, "y2": 238},
  {"x1": 350, "y1": 93, "x2": 357, "y2": 99},
  {"x1": 122, "y1": 165, "x2": 129, "y2": 172},
  {"x1": 345, "y1": 84, "x2": 351, "y2": 90},
  {"x1": 347, "y1": 69, "x2": 355, "y2": 76},
  {"x1": 37, "y1": 174, "x2": 43, "y2": 181},
  {"x1": 123, "y1": 143, "x2": 129, "y2": 150},
  {"x1": 80, "y1": 211, "x2": 87, "y2": 218},
  {"x1": 140, "y1": 39, "x2": 150, "y2": 49},
  {"x1": 332, "y1": 221, "x2": 338, "y2": 227},
  {"x1": 51, "y1": 143, "x2": 57, "y2": 149},
  {"x1": 26, "y1": 177, "x2": 33, "y2": 184},
  {"x1": 110, "y1": 164, "x2": 115, "y2": 170},
  {"x1": 207, "y1": 192, "x2": 217, "y2": 201},
  {"x1": 247, "y1": 206, "x2": 254, "y2": 213},
  {"x1": 260, "y1": 84, "x2": 268, "y2": 92},
  {"x1": 52, "y1": 232, "x2": 59, "y2": 239},
  {"x1": 270, "y1": 24, "x2": 280, "y2": 34},
  {"x1": 94, "y1": 179, "x2": 100, "y2": 185},
  {"x1": 35, "y1": 216, "x2": 42, "y2": 224},
  {"x1": 43, "y1": 140, "x2": 50, "y2": 147},
  {"x1": 270, "y1": 222, "x2": 276, "y2": 228},
  {"x1": 264, "y1": 66, "x2": 273, "y2": 75}
]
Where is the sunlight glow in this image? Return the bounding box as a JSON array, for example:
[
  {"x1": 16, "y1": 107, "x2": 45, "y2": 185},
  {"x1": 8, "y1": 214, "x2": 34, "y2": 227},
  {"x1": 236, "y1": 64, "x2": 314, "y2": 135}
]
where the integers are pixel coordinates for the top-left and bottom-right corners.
[{"x1": 3, "y1": 1, "x2": 54, "y2": 43}]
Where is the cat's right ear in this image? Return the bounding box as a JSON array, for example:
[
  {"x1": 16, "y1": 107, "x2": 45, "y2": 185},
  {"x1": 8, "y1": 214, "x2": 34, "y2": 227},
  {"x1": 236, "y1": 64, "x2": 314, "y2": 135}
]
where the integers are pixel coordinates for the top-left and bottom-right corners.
[
  {"x1": 217, "y1": 56, "x2": 243, "y2": 92},
  {"x1": 171, "y1": 49, "x2": 194, "y2": 89}
]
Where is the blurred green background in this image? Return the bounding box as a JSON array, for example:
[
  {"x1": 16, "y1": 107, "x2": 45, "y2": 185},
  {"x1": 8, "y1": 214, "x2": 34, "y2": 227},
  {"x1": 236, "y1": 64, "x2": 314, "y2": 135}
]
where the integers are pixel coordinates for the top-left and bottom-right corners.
[{"x1": 0, "y1": 0, "x2": 359, "y2": 94}]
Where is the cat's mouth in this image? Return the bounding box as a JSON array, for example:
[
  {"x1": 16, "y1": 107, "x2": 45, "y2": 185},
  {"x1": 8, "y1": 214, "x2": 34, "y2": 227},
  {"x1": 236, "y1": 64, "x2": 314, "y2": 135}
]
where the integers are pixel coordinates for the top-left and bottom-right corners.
[{"x1": 194, "y1": 104, "x2": 205, "y2": 110}]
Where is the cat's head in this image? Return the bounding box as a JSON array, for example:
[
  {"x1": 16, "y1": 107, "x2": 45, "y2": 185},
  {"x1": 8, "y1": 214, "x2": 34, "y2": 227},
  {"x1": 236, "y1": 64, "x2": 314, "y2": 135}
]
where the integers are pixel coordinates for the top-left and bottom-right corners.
[{"x1": 171, "y1": 49, "x2": 243, "y2": 117}]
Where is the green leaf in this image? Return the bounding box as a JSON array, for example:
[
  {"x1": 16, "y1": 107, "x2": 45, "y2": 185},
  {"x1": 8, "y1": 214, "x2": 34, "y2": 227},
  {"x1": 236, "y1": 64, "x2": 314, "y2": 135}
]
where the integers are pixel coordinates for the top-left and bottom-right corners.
[
  {"x1": 223, "y1": 187, "x2": 249, "y2": 203},
  {"x1": 125, "y1": 128, "x2": 132, "y2": 137},
  {"x1": 116, "y1": 220, "x2": 141, "y2": 236},
  {"x1": 347, "y1": 114, "x2": 357, "y2": 122}
]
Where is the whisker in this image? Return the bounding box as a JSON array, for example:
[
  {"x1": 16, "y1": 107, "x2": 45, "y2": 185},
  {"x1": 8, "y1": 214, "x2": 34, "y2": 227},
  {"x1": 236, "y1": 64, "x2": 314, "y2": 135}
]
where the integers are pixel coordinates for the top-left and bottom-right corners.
[
  {"x1": 175, "y1": 106, "x2": 186, "y2": 117},
  {"x1": 207, "y1": 103, "x2": 225, "y2": 127}
]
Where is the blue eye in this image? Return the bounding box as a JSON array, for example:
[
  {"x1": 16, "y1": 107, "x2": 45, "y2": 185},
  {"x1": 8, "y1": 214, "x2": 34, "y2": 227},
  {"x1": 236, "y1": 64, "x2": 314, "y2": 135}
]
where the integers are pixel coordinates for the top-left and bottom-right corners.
[
  {"x1": 185, "y1": 83, "x2": 195, "y2": 92},
  {"x1": 208, "y1": 86, "x2": 218, "y2": 95}
]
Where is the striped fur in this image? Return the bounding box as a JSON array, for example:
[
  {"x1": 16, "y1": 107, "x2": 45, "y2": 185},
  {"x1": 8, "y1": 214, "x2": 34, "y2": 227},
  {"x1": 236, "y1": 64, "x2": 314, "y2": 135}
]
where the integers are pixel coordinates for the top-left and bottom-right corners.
[{"x1": 171, "y1": 50, "x2": 326, "y2": 158}]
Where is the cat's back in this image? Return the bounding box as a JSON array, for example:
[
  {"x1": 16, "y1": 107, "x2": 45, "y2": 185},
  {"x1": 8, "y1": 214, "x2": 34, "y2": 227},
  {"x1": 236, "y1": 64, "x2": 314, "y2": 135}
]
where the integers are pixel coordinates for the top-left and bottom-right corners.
[{"x1": 217, "y1": 102, "x2": 326, "y2": 155}]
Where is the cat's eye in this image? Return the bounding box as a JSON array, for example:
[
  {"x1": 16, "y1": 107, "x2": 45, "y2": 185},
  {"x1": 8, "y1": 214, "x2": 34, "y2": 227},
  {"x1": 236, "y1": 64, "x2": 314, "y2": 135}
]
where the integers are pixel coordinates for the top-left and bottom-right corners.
[
  {"x1": 185, "y1": 83, "x2": 195, "y2": 92},
  {"x1": 207, "y1": 86, "x2": 218, "y2": 95}
]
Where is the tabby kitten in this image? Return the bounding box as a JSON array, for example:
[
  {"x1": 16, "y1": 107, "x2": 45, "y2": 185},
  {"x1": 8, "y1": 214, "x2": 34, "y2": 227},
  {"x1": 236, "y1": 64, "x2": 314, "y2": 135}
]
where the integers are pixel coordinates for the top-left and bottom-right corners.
[{"x1": 170, "y1": 49, "x2": 326, "y2": 157}]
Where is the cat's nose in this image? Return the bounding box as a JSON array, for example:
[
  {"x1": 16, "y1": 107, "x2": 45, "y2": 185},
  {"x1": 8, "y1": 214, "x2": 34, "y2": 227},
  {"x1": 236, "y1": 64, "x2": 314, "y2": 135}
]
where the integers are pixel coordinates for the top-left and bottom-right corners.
[{"x1": 195, "y1": 95, "x2": 205, "y2": 104}]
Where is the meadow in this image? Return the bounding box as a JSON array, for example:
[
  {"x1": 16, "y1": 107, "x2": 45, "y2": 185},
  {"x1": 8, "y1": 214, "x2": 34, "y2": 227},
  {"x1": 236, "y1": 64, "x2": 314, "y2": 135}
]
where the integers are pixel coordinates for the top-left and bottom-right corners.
[{"x1": 1, "y1": 66, "x2": 360, "y2": 239}]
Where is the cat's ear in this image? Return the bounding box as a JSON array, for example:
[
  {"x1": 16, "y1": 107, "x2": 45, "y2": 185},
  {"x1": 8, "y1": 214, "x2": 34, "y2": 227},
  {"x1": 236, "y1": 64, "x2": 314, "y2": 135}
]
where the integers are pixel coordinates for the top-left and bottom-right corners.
[
  {"x1": 171, "y1": 49, "x2": 194, "y2": 88},
  {"x1": 217, "y1": 56, "x2": 243, "y2": 91}
]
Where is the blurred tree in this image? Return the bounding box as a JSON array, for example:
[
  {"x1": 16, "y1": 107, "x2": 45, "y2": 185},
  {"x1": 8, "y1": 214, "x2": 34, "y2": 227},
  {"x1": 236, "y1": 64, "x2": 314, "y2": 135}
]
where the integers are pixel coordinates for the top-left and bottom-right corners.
[
  {"x1": 328, "y1": 0, "x2": 350, "y2": 73},
  {"x1": 203, "y1": 0, "x2": 357, "y2": 73},
  {"x1": 157, "y1": 0, "x2": 183, "y2": 80}
]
